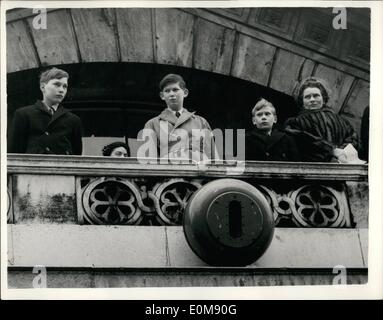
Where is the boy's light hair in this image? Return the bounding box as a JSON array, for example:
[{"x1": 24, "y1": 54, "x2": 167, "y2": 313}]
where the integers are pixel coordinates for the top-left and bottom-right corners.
[
  {"x1": 159, "y1": 74, "x2": 186, "y2": 91},
  {"x1": 39, "y1": 67, "x2": 69, "y2": 85},
  {"x1": 252, "y1": 98, "x2": 276, "y2": 116}
]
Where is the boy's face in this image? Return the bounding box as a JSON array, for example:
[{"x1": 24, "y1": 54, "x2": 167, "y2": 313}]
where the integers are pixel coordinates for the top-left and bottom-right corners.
[
  {"x1": 160, "y1": 82, "x2": 188, "y2": 111},
  {"x1": 41, "y1": 77, "x2": 68, "y2": 105},
  {"x1": 252, "y1": 106, "x2": 277, "y2": 131}
]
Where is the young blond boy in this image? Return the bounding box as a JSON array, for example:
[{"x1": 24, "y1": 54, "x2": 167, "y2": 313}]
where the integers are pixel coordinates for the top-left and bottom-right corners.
[{"x1": 245, "y1": 98, "x2": 300, "y2": 161}]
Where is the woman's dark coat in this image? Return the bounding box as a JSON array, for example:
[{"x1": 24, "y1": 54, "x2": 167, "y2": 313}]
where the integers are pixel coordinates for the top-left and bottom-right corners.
[
  {"x1": 8, "y1": 100, "x2": 83, "y2": 155},
  {"x1": 284, "y1": 106, "x2": 358, "y2": 162}
]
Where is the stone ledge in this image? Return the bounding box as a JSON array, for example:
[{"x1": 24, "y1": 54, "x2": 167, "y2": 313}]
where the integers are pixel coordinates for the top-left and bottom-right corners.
[
  {"x1": 8, "y1": 225, "x2": 368, "y2": 268},
  {"x1": 7, "y1": 154, "x2": 368, "y2": 181},
  {"x1": 8, "y1": 268, "x2": 368, "y2": 288}
]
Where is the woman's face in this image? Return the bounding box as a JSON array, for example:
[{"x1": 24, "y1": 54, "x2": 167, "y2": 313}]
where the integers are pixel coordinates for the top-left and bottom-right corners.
[
  {"x1": 110, "y1": 147, "x2": 128, "y2": 158},
  {"x1": 302, "y1": 87, "x2": 324, "y2": 110}
]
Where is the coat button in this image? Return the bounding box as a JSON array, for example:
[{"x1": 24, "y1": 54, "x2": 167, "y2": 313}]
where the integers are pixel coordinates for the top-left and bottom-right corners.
[
  {"x1": 265, "y1": 152, "x2": 270, "y2": 157},
  {"x1": 45, "y1": 147, "x2": 50, "y2": 152},
  {"x1": 45, "y1": 132, "x2": 49, "y2": 136}
]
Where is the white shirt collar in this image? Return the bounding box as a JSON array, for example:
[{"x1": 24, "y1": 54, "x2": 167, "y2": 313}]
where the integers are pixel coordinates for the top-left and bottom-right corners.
[
  {"x1": 168, "y1": 108, "x2": 184, "y2": 115},
  {"x1": 51, "y1": 105, "x2": 59, "y2": 112}
]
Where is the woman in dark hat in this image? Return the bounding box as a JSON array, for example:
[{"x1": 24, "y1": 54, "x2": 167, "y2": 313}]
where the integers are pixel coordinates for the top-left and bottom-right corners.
[{"x1": 284, "y1": 77, "x2": 358, "y2": 162}]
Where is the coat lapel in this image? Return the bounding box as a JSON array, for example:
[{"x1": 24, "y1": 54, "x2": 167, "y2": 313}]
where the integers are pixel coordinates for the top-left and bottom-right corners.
[
  {"x1": 35, "y1": 100, "x2": 51, "y2": 116},
  {"x1": 174, "y1": 109, "x2": 195, "y2": 129},
  {"x1": 48, "y1": 105, "x2": 69, "y2": 126},
  {"x1": 159, "y1": 109, "x2": 177, "y2": 126},
  {"x1": 35, "y1": 100, "x2": 69, "y2": 126},
  {"x1": 267, "y1": 130, "x2": 284, "y2": 149},
  {"x1": 158, "y1": 108, "x2": 195, "y2": 130},
  {"x1": 251, "y1": 128, "x2": 284, "y2": 150}
]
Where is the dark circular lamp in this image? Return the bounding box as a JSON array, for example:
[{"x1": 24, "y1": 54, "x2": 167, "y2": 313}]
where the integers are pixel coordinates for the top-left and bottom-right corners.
[{"x1": 183, "y1": 179, "x2": 274, "y2": 266}]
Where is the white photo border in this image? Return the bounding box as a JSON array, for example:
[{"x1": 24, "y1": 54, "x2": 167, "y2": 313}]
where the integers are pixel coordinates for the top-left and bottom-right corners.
[{"x1": 1, "y1": 0, "x2": 382, "y2": 300}]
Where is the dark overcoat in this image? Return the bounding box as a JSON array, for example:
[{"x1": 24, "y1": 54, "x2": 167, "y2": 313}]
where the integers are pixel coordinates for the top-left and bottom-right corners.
[
  {"x1": 8, "y1": 100, "x2": 83, "y2": 155},
  {"x1": 245, "y1": 128, "x2": 300, "y2": 161}
]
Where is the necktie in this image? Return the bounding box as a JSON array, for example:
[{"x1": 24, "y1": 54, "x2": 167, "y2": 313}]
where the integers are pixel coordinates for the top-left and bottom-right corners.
[
  {"x1": 50, "y1": 107, "x2": 55, "y2": 116},
  {"x1": 175, "y1": 111, "x2": 181, "y2": 118}
]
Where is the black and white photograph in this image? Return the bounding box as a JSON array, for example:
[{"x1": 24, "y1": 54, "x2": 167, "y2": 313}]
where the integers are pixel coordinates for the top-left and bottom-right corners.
[{"x1": 1, "y1": 0, "x2": 382, "y2": 300}]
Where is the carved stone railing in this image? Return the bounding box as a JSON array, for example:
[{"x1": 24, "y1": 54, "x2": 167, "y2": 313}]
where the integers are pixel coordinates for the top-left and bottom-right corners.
[
  {"x1": 7, "y1": 154, "x2": 368, "y2": 228},
  {"x1": 76, "y1": 176, "x2": 352, "y2": 227}
]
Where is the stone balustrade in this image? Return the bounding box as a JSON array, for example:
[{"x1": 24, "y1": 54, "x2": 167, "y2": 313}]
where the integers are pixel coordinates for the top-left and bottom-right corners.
[{"x1": 7, "y1": 154, "x2": 368, "y2": 228}]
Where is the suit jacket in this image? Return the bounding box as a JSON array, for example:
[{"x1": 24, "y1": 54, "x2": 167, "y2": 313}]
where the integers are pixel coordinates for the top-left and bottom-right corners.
[
  {"x1": 8, "y1": 100, "x2": 83, "y2": 155},
  {"x1": 245, "y1": 128, "x2": 300, "y2": 161},
  {"x1": 143, "y1": 108, "x2": 216, "y2": 161}
]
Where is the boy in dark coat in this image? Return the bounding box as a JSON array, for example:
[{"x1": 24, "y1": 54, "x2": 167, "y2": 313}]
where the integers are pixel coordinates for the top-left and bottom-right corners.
[
  {"x1": 245, "y1": 98, "x2": 300, "y2": 161},
  {"x1": 8, "y1": 67, "x2": 83, "y2": 155}
]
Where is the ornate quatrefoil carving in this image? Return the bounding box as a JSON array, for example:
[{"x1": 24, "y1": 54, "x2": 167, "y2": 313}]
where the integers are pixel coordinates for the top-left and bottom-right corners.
[
  {"x1": 81, "y1": 177, "x2": 144, "y2": 225},
  {"x1": 149, "y1": 179, "x2": 202, "y2": 225}
]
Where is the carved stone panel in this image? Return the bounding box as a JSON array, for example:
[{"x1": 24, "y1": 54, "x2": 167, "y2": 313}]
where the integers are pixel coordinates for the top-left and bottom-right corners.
[
  {"x1": 248, "y1": 8, "x2": 300, "y2": 40},
  {"x1": 257, "y1": 185, "x2": 295, "y2": 226},
  {"x1": 258, "y1": 183, "x2": 351, "y2": 228},
  {"x1": 339, "y1": 25, "x2": 370, "y2": 70},
  {"x1": 10, "y1": 172, "x2": 356, "y2": 228},
  {"x1": 290, "y1": 185, "x2": 349, "y2": 227},
  {"x1": 77, "y1": 177, "x2": 203, "y2": 226},
  {"x1": 294, "y1": 9, "x2": 342, "y2": 56},
  {"x1": 208, "y1": 8, "x2": 251, "y2": 23},
  {"x1": 149, "y1": 178, "x2": 202, "y2": 225},
  {"x1": 79, "y1": 177, "x2": 145, "y2": 225}
]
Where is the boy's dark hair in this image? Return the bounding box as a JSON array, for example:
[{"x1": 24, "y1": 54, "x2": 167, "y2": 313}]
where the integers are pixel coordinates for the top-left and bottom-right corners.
[
  {"x1": 252, "y1": 98, "x2": 277, "y2": 116},
  {"x1": 296, "y1": 77, "x2": 330, "y2": 108},
  {"x1": 39, "y1": 67, "x2": 69, "y2": 85},
  {"x1": 159, "y1": 74, "x2": 186, "y2": 91},
  {"x1": 102, "y1": 141, "x2": 130, "y2": 157}
]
